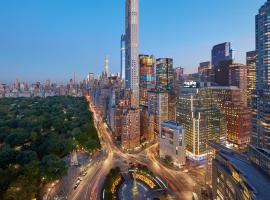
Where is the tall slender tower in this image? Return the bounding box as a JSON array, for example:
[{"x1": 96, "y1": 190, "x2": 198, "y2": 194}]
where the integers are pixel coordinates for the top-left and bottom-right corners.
[
  {"x1": 125, "y1": 0, "x2": 139, "y2": 105},
  {"x1": 104, "y1": 56, "x2": 109, "y2": 76},
  {"x1": 121, "y1": 34, "x2": 126, "y2": 81}
]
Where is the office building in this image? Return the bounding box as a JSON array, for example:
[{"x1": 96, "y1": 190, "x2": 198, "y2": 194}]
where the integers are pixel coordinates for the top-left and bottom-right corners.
[
  {"x1": 209, "y1": 141, "x2": 270, "y2": 200},
  {"x1": 176, "y1": 83, "x2": 226, "y2": 160},
  {"x1": 139, "y1": 55, "x2": 155, "y2": 106},
  {"x1": 156, "y1": 58, "x2": 173, "y2": 91},
  {"x1": 125, "y1": 0, "x2": 139, "y2": 105},
  {"x1": 246, "y1": 51, "x2": 257, "y2": 107},
  {"x1": 159, "y1": 120, "x2": 186, "y2": 167},
  {"x1": 212, "y1": 42, "x2": 233, "y2": 67},
  {"x1": 249, "y1": 0, "x2": 270, "y2": 175}
]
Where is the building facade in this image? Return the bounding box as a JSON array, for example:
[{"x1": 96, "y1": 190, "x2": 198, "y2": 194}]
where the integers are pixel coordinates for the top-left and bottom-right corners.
[
  {"x1": 148, "y1": 89, "x2": 169, "y2": 135},
  {"x1": 210, "y1": 86, "x2": 251, "y2": 149},
  {"x1": 229, "y1": 63, "x2": 248, "y2": 107},
  {"x1": 159, "y1": 120, "x2": 186, "y2": 167}
]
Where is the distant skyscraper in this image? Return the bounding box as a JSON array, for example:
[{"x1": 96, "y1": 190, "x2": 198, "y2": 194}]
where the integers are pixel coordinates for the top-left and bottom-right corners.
[
  {"x1": 156, "y1": 58, "x2": 173, "y2": 91},
  {"x1": 125, "y1": 0, "x2": 139, "y2": 105},
  {"x1": 104, "y1": 56, "x2": 109, "y2": 76},
  {"x1": 246, "y1": 51, "x2": 257, "y2": 107},
  {"x1": 121, "y1": 34, "x2": 126, "y2": 81},
  {"x1": 249, "y1": 0, "x2": 270, "y2": 175},
  {"x1": 212, "y1": 42, "x2": 233, "y2": 67}
]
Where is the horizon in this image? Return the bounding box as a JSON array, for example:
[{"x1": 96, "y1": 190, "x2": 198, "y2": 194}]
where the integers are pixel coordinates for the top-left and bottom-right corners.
[{"x1": 0, "y1": 0, "x2": 265, "y2": 83}]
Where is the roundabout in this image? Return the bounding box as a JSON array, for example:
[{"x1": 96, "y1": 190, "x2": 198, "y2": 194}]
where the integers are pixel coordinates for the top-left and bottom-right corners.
[{"x1": 102, "y1": 166, "x2": 168, "y2": 200}]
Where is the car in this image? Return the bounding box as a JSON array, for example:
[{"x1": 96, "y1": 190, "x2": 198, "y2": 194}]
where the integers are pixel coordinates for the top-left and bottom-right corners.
[
  {"x1": 83, "y1": 172, "x2": 87, "y2": 176},
  {"x1": 77, "y1": 177, "x2": 82, "y2": 181}
]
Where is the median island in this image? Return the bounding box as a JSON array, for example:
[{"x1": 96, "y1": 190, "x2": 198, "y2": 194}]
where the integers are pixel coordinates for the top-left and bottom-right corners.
[{"x1": 0, "y1": 96, "x2": 100, "y2": 200}]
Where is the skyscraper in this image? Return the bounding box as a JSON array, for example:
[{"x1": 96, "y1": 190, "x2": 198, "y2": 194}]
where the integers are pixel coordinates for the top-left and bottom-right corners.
[
  {"x1": 211, "y1": 42, "x2": 233, "y2": 67},
  {"x1": 139, "y1": 54, "x2": 155, "y2": 106},
  {"x1": 125, "y1": 0, "x2": 139, "y2": 105},
  {"x1": 121, "y1": 34, "x2": 126, "y2": 81},
  {"x1": 156, "y1": 58, "x2": 173, "y2": 91},
  {"x1": 249, "y1": 0, "x2": 270, "y2": 175}
]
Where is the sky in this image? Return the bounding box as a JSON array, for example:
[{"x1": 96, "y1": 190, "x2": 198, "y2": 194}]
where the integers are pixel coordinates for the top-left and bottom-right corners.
[{"x1": 0, "y1": 0, "x2": 266, "y2": 83}]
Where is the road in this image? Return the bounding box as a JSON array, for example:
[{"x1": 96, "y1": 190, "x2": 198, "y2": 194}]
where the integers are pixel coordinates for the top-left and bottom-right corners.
[{"x1": 66, "y1": 96, "x2": 198, "y2": 200}]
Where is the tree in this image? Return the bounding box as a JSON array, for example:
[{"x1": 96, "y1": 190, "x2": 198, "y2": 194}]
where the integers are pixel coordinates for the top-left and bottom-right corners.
[
  {"x1": 23, "y1": 161, "x2": 41, "y2": 182},
  {"x1": 3, "y1": 176, "x2": 37, "y2": 200},
  {"x1": 16, "y1": 150, "x2": 38, "y2": 166},
  {"x1": 0, "y1": 147, "x2": 17, "y2": 169},
  {"x1": 41, "y1": 154, "x2": 67, "y2": 183}
]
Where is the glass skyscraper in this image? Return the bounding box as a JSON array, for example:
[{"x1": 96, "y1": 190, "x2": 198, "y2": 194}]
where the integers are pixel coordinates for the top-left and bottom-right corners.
[
  {"x1": 139, "y1": 54, "x2": 155, "y2": 106},
  {"x1": 156, "y1": 58, "x2": 173, "y2": 91},
  {"x1": 211, "y1": 42, "x2": 233, "y2": 67},
  {"x1": 125, "y1": 0, "x2": 139, "y2": 105},
  {"x1": 250, "y1": 0, "x2": 270, "y2": 175}
]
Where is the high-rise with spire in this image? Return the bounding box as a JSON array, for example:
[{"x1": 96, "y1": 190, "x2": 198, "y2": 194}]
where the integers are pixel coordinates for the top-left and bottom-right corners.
[{"x1": 125, "y1": 0, "x2": 139, "y2": 105}]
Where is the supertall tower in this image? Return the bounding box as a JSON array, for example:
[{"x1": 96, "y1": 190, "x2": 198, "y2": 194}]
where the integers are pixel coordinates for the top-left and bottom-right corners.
[
  {"x1": 121, "y1": 34, "x2": 126, "y2": 81},
  {"x1": 125, "y1": 0, "x2": 139, "y2": 105}
]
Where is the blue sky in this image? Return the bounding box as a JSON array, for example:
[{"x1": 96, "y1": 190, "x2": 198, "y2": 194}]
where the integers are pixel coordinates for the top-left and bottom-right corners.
[{"x1": 0, "y1": 0, "x2": 265, "y2": 83}]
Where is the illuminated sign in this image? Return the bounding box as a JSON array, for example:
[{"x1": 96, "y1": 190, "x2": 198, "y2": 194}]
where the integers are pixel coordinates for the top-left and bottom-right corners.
[{"x1": 183, "y1": 81, "x2": 199, "y2": 88}]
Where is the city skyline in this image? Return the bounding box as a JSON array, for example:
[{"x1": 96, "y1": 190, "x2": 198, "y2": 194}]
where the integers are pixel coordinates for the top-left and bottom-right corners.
[{"x1": 0, "y1": 0, "x2": 265, "y2": 83}]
